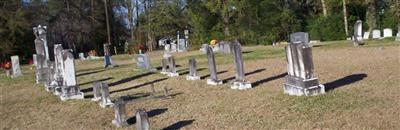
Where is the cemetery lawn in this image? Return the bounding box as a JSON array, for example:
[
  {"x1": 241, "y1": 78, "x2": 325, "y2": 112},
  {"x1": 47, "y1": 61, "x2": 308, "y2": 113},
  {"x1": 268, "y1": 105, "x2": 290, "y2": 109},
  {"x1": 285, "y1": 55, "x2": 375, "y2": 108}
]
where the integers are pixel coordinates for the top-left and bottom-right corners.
[{"x1": 1, "y1": 40, "x2": 399, "y2": 129}]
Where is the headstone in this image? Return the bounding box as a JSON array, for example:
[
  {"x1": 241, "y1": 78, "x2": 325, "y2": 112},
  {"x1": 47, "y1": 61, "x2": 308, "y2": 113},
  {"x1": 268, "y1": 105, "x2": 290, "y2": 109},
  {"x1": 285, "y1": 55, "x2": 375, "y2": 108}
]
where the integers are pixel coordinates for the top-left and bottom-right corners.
[
  {"x1": 104, "y1": 44, "x2": 113, "y2": 68},
  {"x1": 136, "y1": 54, "x2": 154, "y2": 71},
  {"x1": 178, "y1": 39, "x2": 186, "y2": 52},
  {"x1": 53, "y1": 44, "x2": 64, "y2": 92},
  {"x1": 91, "y1": 82, "x2": 102, "y2": 101},
  {"x1": 135, "y1": 109, "x2": 150, "y2": 130},
  {"x1": 353, "y1": 20, "x2": 363, "y2": 45},
  {"x1": 60, "y1": 50, "x2": 84, "y2": 101},
  {"x1": 284, "y1": 33, "x2": 325, "y2": 96},
  {"x1": 171, "y1": 42, "x2": 177, "y2": 52},
  {"x1": 396, "y1": 32, "x2": 400, "y2": 41},
  {"x1": 99, "y1": 83, "x2": 114, "y2": 108},
  {"x1": 372, "y1": 29, "x2": 381, "y2": 39},
  {"x1": 124, "y1": 41, "x2": 129, "y2": 53},
  {"x1": 363, "y1": 32, "x2": 370, "y2": 39},
  {"x1": 79, "y1": 53, "x2": 85, "y2": 60},
  {"x1": 33, "y1": 25, "x2": 49, "y2": 61},
  {"x1": 112, "y1": 97, "x2": 128, "y2": 127},
  {"x1": 290, "y1": 32, "x2": 309, "y2": 44},
  {"x1": 186, "y1": 58, "x2": 200, "y2": 80},
  {"x1": 167, "y1": 56, "x2": 179, "y2": 77},
  {"x1": 218, "y1": 41, "x2": 231, "y2": 54},
  {"x1": 33, "y1": 29, "x2": 49, "y2": 83},
  {"x1": 383, "y1": 28, "x2": 393, "y2": 38},
  {"x1": 230, "y1": 40, "x2": 252, "y2": 90},
  {"x1": 160, "y1": 58, "x2": 168, "y2": 75},
  {"x1": 44, "y1": 61, "x2": 57, "y2": 92},
  {"x1": 205, "y1": 44, "x2": 222, "y2": 85},
  {"x1": 11, "y1": 56, "x2": 22, "y2": 78}
]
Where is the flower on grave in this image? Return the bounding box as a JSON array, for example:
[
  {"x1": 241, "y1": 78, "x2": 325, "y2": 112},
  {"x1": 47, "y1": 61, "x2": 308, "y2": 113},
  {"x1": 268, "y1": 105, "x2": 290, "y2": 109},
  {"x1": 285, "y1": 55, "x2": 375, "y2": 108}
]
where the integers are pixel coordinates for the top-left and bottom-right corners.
[{"x1": 4, "y1": 61, "x2": 11, "y2": 70}]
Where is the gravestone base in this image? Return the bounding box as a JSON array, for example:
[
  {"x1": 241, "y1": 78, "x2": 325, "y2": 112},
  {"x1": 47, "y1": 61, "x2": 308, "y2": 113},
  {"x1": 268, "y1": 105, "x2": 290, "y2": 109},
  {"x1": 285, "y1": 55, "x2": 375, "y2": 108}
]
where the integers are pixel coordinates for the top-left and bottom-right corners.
[
  {"x1": 100, "y1": 99, "x2": 114, "y2": 108},
  {"x1": 160, "y1": 71, "x2": 168, "y2": 75},
  {"x1": 231, "y1": 81, "x2": 252, "y2": 90},
  {"x1": 186, "y1": 75, "x2": 200, "y2": 80},
  {"x1": 167, "y1": 72, "x2": 179, "y2": 77},
  {"x1": 92, "y1": 97, "x2": 101, "y2": 102},
  {"x1": 207, "y1": 79, "x2": 223, "y2": 85},
  {"x1": 283, "y1": 76, "x2": 325, "y2": 96},
  {"x1": 112, "y1": 119, "x2": 128, "y2": 127},
  {"x1": 59, "y1": 86, "x2": 84, "y2": 101}
]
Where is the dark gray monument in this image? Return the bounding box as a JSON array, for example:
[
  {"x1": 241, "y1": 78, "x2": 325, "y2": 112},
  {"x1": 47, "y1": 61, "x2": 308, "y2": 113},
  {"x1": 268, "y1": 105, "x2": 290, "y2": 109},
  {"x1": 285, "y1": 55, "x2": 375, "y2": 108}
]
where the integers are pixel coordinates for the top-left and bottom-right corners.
[
  {"x1": 205, "y1": 44, "x2": 222, "y2": 85},
  {"x1": 99, "y1": 83, "x2": 114, "y2": 108},
  {"x1": 284, "y1": 33, "x2": 325, "y2": 96},
  {"x1": 112, "y1": 97, "x2": 128, "y2": 127},
  {"x1": 167, "y1": 56, "x2": 179, "y2": 77},
  {"x1": 186, "y1": 58, "x2": 200, "y2": 80},
  {"x1": 230, "y1": 40, "x2": 252, "y2": 90},
  {"x1": 11, "y1": 55, "x2": 22, "y2": 78},
  {"x1": 59, "y1": 50, "x2": 84, "y2": 101},
  {"x1": 135, "y1": 108, "x2": 150, "y2": 130}
]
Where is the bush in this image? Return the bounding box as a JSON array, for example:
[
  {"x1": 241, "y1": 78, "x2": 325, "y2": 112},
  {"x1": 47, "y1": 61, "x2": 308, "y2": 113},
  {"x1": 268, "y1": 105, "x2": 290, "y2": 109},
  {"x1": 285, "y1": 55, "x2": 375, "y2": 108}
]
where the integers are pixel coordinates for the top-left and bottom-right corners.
[{"x1": 307, "y1": 14, "x2": 346, "y2": 41}]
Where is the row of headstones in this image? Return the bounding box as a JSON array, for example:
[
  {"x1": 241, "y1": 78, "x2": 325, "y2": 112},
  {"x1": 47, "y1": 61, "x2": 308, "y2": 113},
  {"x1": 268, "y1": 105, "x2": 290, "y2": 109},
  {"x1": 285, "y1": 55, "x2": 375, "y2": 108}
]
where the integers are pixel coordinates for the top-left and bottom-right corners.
[{"x1": 353, "y1": 20, "x2": 399, "y2": 45}]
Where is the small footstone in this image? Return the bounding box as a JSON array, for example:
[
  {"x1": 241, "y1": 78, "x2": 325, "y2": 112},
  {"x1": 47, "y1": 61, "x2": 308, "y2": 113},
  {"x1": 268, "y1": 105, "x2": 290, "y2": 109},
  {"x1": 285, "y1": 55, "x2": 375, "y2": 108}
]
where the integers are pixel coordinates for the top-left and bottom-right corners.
[{"x1": 206, "y1": 79, "x2": 223, "y2": 86}]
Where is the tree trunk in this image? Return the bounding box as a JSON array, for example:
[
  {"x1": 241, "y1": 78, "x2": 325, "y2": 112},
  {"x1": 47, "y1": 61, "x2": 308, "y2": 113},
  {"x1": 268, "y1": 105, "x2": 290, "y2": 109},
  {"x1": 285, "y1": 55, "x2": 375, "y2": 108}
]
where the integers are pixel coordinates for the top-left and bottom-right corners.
[
  {"x1": 343, "y1": 0, "x2": 349, "y2": 37},
  {"x1": 221, "y1": 0, "x2": 230, "y2": 38},
  {"x1": 321, "y1": 0, "x2": 328, "y2": 17},
  {"x1": 128, "y1": 0, "x2": 134, "y2": 41},
  {"x1": 366, "y1": 0, "x2": 377, "y2": 35},
  {"x1": 104, "y1": 0, "x2": 111, "y2": 45}
]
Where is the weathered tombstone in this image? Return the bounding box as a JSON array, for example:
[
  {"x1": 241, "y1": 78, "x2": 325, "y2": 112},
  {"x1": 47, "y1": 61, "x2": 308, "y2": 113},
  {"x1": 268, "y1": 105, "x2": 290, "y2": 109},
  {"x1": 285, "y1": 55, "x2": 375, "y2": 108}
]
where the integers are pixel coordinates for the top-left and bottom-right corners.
[
  {"x1": 79, "y1": 53, "x2": 85, "y2": 60},
  {"x1": 160, "y1": 58, "x2": 168, "y2": 75},
  {"x1": 104, "y1": 44, "x2": 113, "y2": 68},
  {"x1": 230, "y1": 40, "x2": 252, "y2": 90},
  {"x1": 218, "y1": 41, "x2": 231, "y2": 54},
  {"x1": 99, "y1": 83, "x2": 114, "y2": 108},
  {"x1": 353, "y1": 20, "x2": 363, "y2": 46},
  {"x1": 60, "y1": 50, "x2": 84, "y2": 101},
  {"x1": 44, "y1": 61, "x2": 57, "y2": 92},
  {"x1": 290, "y1": 32, "x2": 310, "y2": 44},
  {"x1": 136, "y1": 54, "x2": 154, "y2": 71},
  {"x1": 178, "y1": 39, "x2": 186, "y2": 52},
  {"x1": 383, "y1": 28, "x2": 393, "y2": 38},
  {"x1": 33, "y1": 29, "x2": 49, "y2": 83},
  {"x1": 112, "y1": 97, "x2": 128, "y2": 127},
  {"x1": 186, "y1": 58, "x2": 200, "y2": 80},
  {"x1": 363, "y1": 32, "x2": 370, "y2": 39},
  {"x1": 33, "y1": 25, "x2": 49, "y2": 61},
  {"x1": 11, "y1": 56, "x2": 22, "y2": 78},
  {"x1": 205, "y1": 44, "x2": 222, "y2": 85},
  {"x1": 284, "y1": 33, "x2": 325, "y2": 96},
  {"x1": 167, "y1": 56, "x2": 179, "y2": 77},
  {"x1": 135, "y1": 109, "x2": 150, "y2": 130},
  {"x1": 91, "y1": 82, "x2": 102, "y2": 101},
  {"x1": 53, "y1": 44, "x2": 64, "y2": 93},
  {"x1": 396, "y1": 32, "x2": 400, "y2": 41},
  {"x1": 372, "y1": 29, "x2": 381, "y2": 39},
  {"x1": 171, "y1": 42, "x2": 177, "y2": 52}
]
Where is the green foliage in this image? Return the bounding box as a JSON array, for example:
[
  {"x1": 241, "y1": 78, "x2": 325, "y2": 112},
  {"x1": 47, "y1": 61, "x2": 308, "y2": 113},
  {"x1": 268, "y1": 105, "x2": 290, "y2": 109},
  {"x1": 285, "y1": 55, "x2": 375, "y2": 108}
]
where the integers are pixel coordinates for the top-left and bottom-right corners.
[{"x1": 308, "y1": 14, "x2": 346, "y2": 41}]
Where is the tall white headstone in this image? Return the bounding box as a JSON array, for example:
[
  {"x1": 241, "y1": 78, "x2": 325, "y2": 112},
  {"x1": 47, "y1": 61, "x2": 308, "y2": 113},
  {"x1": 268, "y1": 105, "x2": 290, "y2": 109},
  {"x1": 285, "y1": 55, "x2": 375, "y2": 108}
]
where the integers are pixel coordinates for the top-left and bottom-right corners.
[{"x1": 11, "y1": 55, "x2": 22, "y2": 78}]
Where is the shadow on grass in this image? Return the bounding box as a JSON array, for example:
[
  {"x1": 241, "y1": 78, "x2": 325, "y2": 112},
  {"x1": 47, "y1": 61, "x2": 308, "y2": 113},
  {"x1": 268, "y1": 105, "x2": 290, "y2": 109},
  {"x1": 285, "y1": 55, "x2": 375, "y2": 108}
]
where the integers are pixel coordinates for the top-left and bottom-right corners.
[
  {"x1": 252, "y1": 73, "x2": 287, "y2": 87},
  {"x1": 324, "y1": 73, "x2": 367, "y2": 91},
  {"x1": 242, "y1": 51, "x2": 253, "y2": 54},
  {"x1": 109, "y1": 72, "x2": 155, "y2": 87},
  {"x1": 222, "y1": 68, "x2": 266, "y2": 83},
  {"x1": 162, "y1": 119, "x2": 195, "y2": 130},
  {"x1": 127, "y1": 108, "x2": 169, "y2": 125},
  {"x1": 200, "y1": 70, "x2": 228, "y2": 79},
  {"x1": 110, "y1": 78, "x2": 168, "y2": 94},
  {"x1": 76, "y1": 69, "x2": 106, "y2": 77},
  {"x1": 179, "y1": 68, "x2": 206, "y2": 75},
  {"x1": 156, "y1": 65, "x2": 182, "y2": 71},
  {"x1": 79, "y1": 77, "x2": 114, "y2": 88}
]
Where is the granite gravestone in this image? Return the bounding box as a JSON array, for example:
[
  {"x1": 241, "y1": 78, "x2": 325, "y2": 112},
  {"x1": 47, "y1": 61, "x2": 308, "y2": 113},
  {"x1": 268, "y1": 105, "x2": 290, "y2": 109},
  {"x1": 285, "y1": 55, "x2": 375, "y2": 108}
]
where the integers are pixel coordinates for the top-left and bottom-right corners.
[
  {"x1": 372, "y1": 29, "x2": 381, "y2": 39},
  {"x1": 383, "y1": 28, "x2": 393, "y2": 38},
  {"x1": 186, "y1": 58, "x2": 200, "y2": 80},
  {"x1": 33, "y1": 28, "x2": 49, "y2": 83},
  {"x1": 218, "y1": 41, "x2": 231, "y2": 54},
  {"x1": 290, "y1": 32, "x2": 310, "y2": 44},
  {"x1": 284, "y1": 33, "x2": 325, "y2": 96},
  {"x1": 104, "y1": 44, "x2": 113, "y2": 68},
  {"x1": 353, "y1": 20, "x2": 364, "y2": 46},
  {"x1": 137, "y1": 54, "x2": 154, "y2": 71},
  {"x1": 92, "y1": 82, "x2": 102, "y2": 101},
  {"x1": 60, "y1": 50, "x2": 84, "y2": 101},
  {"x1": 112, "y1": 97, "x2": 128, "y2": 127},
  {"x1": 135, "y1": 109, "x2": 150, "y2": 130},
  {"x1": 167, "y1": 56, "x2": 179, "y2": 77},
  {"x1": 230, "y1": 40, "x2": 252, "y2": 90},
  {"x1": 99, "y1": 83, "x2": 114, "y2": 108},
  {"x1": 205, "y1": 44, "x2": 222, "y2": 85},
  {"x1": 11, "y1": 56, "x2": 22, "y2": 78},
  {"x1": 33, "y1": 25, "x2": 49, "y2": 61}
]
